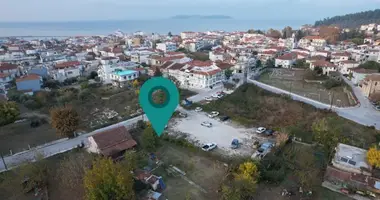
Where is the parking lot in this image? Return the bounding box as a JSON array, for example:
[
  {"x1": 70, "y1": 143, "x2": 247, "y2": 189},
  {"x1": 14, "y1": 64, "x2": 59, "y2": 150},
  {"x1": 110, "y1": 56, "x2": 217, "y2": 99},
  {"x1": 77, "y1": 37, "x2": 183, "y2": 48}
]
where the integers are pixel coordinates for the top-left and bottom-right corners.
[{"x1": 169, "y1": 108, "x2": 271, "y2": 157}]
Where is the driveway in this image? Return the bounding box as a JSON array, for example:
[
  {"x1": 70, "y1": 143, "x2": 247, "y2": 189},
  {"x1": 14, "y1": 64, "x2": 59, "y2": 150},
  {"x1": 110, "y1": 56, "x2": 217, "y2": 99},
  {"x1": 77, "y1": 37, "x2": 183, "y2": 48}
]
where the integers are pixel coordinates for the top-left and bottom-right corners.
[{"x1": 248, "y1": 76, "x2": 380, "y2": 130}]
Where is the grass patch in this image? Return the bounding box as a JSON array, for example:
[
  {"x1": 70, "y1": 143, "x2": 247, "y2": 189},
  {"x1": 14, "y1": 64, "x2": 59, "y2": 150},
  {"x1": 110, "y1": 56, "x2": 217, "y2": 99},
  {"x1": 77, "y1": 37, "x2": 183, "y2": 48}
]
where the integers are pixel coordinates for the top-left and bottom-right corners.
[{"x1": 203, "y1": 84, "x2": 378, "y2": 148}]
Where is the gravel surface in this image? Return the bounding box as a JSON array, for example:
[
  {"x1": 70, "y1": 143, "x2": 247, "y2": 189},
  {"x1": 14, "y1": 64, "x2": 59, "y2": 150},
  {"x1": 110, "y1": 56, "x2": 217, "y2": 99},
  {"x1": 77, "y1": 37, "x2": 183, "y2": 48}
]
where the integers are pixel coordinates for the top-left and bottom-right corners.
[{"x1": 170, "y1": 109, "x2": 268, "y2": 157}]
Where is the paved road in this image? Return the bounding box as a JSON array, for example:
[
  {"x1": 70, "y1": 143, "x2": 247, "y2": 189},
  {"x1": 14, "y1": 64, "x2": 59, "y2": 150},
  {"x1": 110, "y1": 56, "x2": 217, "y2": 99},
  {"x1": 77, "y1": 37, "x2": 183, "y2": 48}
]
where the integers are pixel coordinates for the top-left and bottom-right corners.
[
  {"x1": 0, "y1": 88, "x2": 224, "y2": 172},
  {"x1": 247, "y1": 77, "x2": 380, "y2": 130}
]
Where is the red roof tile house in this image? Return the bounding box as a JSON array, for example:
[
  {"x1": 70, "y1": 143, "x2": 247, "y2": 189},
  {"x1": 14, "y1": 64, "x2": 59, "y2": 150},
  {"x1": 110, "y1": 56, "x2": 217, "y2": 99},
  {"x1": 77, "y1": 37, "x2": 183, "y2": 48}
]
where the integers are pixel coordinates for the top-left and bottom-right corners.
[
  {"x1": 323, "y1": 143, "x2": 380, "y2": 198},
  {"x1": 52, "y1": 61, "x2": 84, "y2": 82},
  {"x1": 275, "y1": 53, "x2": 297, "y2": 68},
  {"x1": 87, "y1": 126, "x2": 137, "y2": 159},
  {"x1": 0, "y1": 62, "x2": 19, "y2": 79},
  {"x1": 310, "y1": 60, "x2": 337, "y2": 75}
]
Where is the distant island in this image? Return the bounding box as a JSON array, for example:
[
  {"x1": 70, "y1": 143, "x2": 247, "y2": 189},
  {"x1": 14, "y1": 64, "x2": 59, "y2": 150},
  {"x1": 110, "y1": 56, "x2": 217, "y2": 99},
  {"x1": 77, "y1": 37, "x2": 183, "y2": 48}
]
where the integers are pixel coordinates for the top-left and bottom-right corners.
[
  {"x1": 314, "y1": 9, "x2": 380, "y2": 28},
  {"x1": 170, "y1": 15, "x2": 233, "y2": 19}
]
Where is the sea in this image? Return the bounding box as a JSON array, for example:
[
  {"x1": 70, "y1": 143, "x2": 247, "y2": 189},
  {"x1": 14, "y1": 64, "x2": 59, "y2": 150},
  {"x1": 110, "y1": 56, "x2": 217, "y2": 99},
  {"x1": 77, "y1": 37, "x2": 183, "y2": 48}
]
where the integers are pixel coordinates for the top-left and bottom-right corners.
[{"x1": 0, "y1": 19, "x2": 310, "y2": 38}]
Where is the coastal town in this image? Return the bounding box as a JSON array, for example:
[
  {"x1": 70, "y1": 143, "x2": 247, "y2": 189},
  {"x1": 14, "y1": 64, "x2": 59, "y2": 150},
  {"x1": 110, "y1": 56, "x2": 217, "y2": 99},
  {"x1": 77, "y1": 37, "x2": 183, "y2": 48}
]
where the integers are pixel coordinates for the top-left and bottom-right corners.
[{"x1": 2, "y1": 10, "x2": 380, "y2": 200}]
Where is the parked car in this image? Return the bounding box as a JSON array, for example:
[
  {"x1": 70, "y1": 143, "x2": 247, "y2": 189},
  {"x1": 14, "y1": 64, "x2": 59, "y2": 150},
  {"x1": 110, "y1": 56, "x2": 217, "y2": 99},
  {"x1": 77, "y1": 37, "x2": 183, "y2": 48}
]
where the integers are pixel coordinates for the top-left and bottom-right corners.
[
  {"x1": 201, "y1": 121, "x2": 213, "y2": 127},
  {"x1": 230, "y1": 139, "x2": 239, "y2": 149},
  {"x1": 195, "y1": 107, "x2": 203, "y2": 112},
  {"x1": 220, "y1": 115, "x2": 230, "y2": 122},
  {"x1": 179, "y1": 112, "x2": 188, "y2": 118},
  {"x1": 205, "y1": 96, "x2": 213, "y2": 101},
  {"x1": 208, "y1": 111, "x2": 219, "y2": 118},
  {"x1": 376, "y1": 106, "x2": 380, "y2": 111},
  {"x1": 256, "y1": 127, "x2": 266, "y2": 134},
  {"x1": 263, "y1": 129, "x2": 275, "y2": 136},
  {"x1": 211, "y1": 93, "x2": 219, "y2": 98},
  {"x1": 216, "y1": 94, "x2": 224, "y2": 98},
  {"x1": 202, "y1": 143, "x2": 217, "y2": 151},
  {"x1": 251, "y1": 142, "x2": 274, "y2": 160}
]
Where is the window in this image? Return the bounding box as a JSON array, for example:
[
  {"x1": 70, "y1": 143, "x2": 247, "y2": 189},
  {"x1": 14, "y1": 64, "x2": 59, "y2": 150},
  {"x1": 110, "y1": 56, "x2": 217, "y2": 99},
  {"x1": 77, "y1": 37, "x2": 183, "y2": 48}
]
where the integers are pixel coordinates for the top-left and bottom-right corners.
[
  {"x1": 348, "y1": 160, "x2": 356, "y2": 166},
  {"x1": 340, "y1": 157, "x2": 348, "y2": 163},
  {"x1": 67, "y1": 71, "x2": 73, "y2": 75}
]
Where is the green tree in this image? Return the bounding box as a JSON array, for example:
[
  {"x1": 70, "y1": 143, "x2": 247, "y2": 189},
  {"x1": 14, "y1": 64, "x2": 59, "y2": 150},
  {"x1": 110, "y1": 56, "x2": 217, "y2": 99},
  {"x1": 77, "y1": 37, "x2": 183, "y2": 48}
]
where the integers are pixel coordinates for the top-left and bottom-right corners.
[
  {"x1": 294, "y1": 59, "x2": 307, "y2": 68},
  {"x1": 50, "y1": 106, "x2": 80, "y2": 138},
  {"x1": 168, "y1": 31, "x2": 173, "y2": 37},
  {"x1": 247, "y1": 29, "x2": 255, "y2": 34},
  {"x1": 351, "y1": 38, "x2": 364, "y2": 45},
  {"x1": 153, "y1": 67, "x2": 163, "y2": 77},
  {"x1": 256, "y1": 59, "x2": 262, "y2": 68},
  {"x1": 141, "y1": 126, "x2": 159, "y2": 152},
  {"x1": 88, "y1": 71, "x2": 98, "y2": 80},
  {"x1": 0, "y1": 101, "x2": 20, "y2": 126},
  {"x1": 224, "y1": 69, "x2": 233, "y2": 80},
  {"x1": 80, "y1": 82, "x2": 89, "y2": 89},
  {"x1": 124, "y1": 151, "x2": 138, "y2": 171},
  {"x1": 266, "y1": 58, "x2": 275, "y2": 68},
  {"x1": 282, "y1": 26, "x2": 293, "y2": 39},
  {"x1": 84, "y1": 157, "x2": 135, "y2": 200},
  {"x1": 312, "y1": 118, "x2": 344, "y2": 160}
]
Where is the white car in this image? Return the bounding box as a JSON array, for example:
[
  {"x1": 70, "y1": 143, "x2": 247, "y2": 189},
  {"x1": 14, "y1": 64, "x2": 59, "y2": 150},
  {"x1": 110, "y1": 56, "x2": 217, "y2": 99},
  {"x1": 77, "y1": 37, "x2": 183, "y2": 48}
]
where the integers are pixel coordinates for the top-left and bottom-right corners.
[
  {"x1": 201, "y1": 121, "x2": 212, "y2": 127},
  {"x1": 216, "y1": 94, "x2": 224, "y2": 98},
  {"x1": 256, "y1": 127, "x2": 266, "y2": 134},
  {"x1": 202, "y1": 143, "x2": 217, "y2": 151},
  {"x1": 204, "y1": 96, "x2": 213, "y2": 101},
  {"x1": 208, "y1": 111, "x2": 219, "y2": 118},
  {"x1": 195, "y1": 107, "x2": 203, "y2": 112},
  {"x1": 211, "y1": 93, "x2": 219, "y2": 98}
]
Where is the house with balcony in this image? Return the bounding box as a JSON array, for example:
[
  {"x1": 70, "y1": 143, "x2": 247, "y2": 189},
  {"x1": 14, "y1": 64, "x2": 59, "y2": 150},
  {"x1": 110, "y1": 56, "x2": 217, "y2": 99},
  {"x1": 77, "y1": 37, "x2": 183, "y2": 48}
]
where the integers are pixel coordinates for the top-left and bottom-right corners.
[
  {"x1": 156, "y1": 42, "x2": 177, "y2": 52},
  {"x1": 310, "y1": 60, "x2": 337, "y2": 75},
  {"x1": 98, "y1": 61, "x2": 139, "y2": 84},
  {"x1": 299, "y1": 36, "x2": 327, "y2": 50},
  {"x1": 338, "y1": 60, "x2": 360, "y2": 75},
  {"x1": 52, "y1": 61, "x2": 83, "y2": 82},
  {"x1": 331, "y1": 52, "x2": 351, "y2": 64},
  {"x1": 16, "y1": 74, "x2": 42, "y2": 93},
  {"x1": 349, "y1": 67, "x2": 378, "y2": 85},
  {"x1": 110, "y1": 70, "x2": 139, "y2": 88},
  {"x1": 180, "y1": 31, "x2": 198, "y2": 39},
  {"x1": 360, "y1": 74, "x2": 380, "y2": 97},
  {"x1": 166, "y1": 60, "x2": 224, "y2": 89},
  {"x1": 0, "y1": 62, "x2": 19, "y2": 78},
  {"x1": 275, "y1": 53, "x2": 297, "y2": 68}
]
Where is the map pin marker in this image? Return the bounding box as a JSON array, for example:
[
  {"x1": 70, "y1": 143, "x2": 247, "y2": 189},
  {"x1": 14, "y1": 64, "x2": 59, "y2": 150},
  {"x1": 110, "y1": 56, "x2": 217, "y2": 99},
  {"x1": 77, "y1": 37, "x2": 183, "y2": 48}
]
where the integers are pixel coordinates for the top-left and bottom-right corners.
[{"x1": 139, "y1": 77, "x2": 179, "y2": 136}]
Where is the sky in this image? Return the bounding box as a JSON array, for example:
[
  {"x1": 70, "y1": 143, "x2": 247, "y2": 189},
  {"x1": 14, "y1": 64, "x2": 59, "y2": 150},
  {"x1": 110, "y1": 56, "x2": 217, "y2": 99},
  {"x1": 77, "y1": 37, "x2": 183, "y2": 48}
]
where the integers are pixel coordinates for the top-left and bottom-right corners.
[{"x1": 0, "y1": 0, "x2": 379, "y2": 22}]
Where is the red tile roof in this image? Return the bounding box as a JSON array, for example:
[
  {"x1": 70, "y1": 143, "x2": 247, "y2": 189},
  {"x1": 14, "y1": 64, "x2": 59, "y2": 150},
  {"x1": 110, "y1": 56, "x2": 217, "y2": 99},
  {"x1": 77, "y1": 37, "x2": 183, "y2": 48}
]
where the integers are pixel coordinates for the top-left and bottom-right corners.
[
  {"x1": 216, "y1": 62, "x2": 234, "y2": 70},
  {"x1": 312, "y1": 60, "x2": 336, "y2": 68},
  {"x1": 0, "y1": 63, "x2": 18, "y2": 70},
  {"x1": 187, "y1": 60, "x2": 213, "y2": 67},
  {"x1": 332, "y1": 52, "x2": 351, "y2": 57},
  {"x1": 156, "y1": 55, "x2": 184, "y2": 62},
  {"x1": 277, "y1": 53, "x2": 297, "y2": 60},
  {"x1": 91, "y1": 126, "x2": 137, "y2": 156},
  {"x1": 55, "y1": 61, "x2": 81, "y2": 69},
  {"x1": 16, "y1": 74, "x2": 40, "y2": 82},
  {"x1": 260, "y1": 50, "x2": 277, "y2": 55},
  {"x1": 0, "y1": 73, "x2": 10, "y2": 78},
  {"x1": 192, "y1": 68, "x2": 222, "y2": 76},
  {"x1": 303, "y1": 36, "x2": 324, "y2": 40}
]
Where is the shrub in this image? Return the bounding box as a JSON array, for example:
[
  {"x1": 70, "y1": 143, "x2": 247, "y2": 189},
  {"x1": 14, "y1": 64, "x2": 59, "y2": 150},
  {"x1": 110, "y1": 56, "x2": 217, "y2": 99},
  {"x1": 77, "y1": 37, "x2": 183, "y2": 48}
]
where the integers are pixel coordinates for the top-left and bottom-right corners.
[{"x1": 323, "y1": 78, "x2": 342, "y2": 89}]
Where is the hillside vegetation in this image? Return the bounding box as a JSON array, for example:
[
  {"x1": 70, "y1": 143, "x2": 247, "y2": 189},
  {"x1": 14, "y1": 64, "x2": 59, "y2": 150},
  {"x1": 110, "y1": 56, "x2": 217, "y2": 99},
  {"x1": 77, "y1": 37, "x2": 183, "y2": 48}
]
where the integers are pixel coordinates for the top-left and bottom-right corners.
[{"x1": 315, "y1": 9, "x2": 380, "y2": 28}]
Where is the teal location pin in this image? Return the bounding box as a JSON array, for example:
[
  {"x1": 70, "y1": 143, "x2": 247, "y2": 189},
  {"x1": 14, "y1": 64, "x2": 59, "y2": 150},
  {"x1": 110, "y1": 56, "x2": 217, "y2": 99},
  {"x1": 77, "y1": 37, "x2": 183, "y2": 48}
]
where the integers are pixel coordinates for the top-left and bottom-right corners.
[{"x1": 139, "y1": 77, "x2": 179, "y2": 136}]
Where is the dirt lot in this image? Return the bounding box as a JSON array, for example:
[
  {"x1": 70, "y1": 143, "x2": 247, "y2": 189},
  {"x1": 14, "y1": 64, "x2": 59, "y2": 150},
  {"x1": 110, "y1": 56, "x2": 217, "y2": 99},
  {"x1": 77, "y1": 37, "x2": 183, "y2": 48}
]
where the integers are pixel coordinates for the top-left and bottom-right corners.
[
  {"x1": 155, "y1": 144, "x2": 227, "y2": 200},
  {"x1": 259, "y1": 69, "x2": 355, "y2": 107},
  {"x1": 0, "y1": 119, "x2": 58, "y2": 155},
  {"x1": 169, "y1": 109, "x2": 272, "y2": 157}
]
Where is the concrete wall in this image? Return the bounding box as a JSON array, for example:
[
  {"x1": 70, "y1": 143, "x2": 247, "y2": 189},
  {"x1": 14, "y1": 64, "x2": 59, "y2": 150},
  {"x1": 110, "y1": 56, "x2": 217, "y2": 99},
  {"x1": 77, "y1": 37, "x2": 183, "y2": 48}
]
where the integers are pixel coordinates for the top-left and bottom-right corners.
[{"x1": 16, "y1": 79, "x2": 41, "y2": 91}]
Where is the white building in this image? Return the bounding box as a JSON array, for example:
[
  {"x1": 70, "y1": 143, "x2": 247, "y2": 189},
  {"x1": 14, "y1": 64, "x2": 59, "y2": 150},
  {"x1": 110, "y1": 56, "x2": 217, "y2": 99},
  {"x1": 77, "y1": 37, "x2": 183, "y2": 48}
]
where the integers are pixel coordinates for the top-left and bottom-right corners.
[
  {"x1": 275, "y1": 53, "x2": 297, "y2": 68},
  {"x1": 298, "y1": 36, "x2": 327, "y2": 50},
  {"x1": 180, "y1": 31, "x2": 197, "y2": 39},
  {"x1": 98, "y1": 61, "x2": 139, "y2": 84},
  {"x1": 166, "y1": 60, "x2": 224, "y2": 89},
  {"x1": 338, "y1": 60, "x2": 359, "y2": 75},
  {"x1": 310, "y1": 60, "x2": 337, "y2": 75},
  {"x1": 52, "y1": 61, "x2": 83, "y2": 82},
  {"x1": 209, "y1": 51, "x2": 224, "y2": 61},
  {"x1": 156, "y1": 42, "x2": 177, "y2": 52},
  {"x1": 110, "y1": 70, "x2": 139, "y2": 88},
  {"x1": 330, "y1": 52, "x2": 351, "y2": 64}
]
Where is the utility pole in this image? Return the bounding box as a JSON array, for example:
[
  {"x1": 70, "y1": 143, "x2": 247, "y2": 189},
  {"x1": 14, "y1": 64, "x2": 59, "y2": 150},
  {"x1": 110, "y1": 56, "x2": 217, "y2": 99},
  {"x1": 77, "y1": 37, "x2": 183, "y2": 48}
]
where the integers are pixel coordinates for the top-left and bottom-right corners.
[
  {"x1": 1, "y1": 154, "x2": 7, "y2": 170},
  {"x1": 329, "y1": 92, "x2": 335, "y2": 110}
]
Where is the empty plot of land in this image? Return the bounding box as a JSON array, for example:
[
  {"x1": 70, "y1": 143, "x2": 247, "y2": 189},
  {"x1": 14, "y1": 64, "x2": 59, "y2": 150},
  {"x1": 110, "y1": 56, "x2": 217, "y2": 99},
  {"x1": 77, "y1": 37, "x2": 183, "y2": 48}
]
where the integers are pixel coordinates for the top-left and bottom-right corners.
[
  {"x1": 0, "y1": 120, "x2": 58, "y2": 155},
  {"x1": 259, "y1": 69, "x2": 355, "y2": 107},
  {"x1": 157, "y1": 145, "x2": 227, "y2": 200}
]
